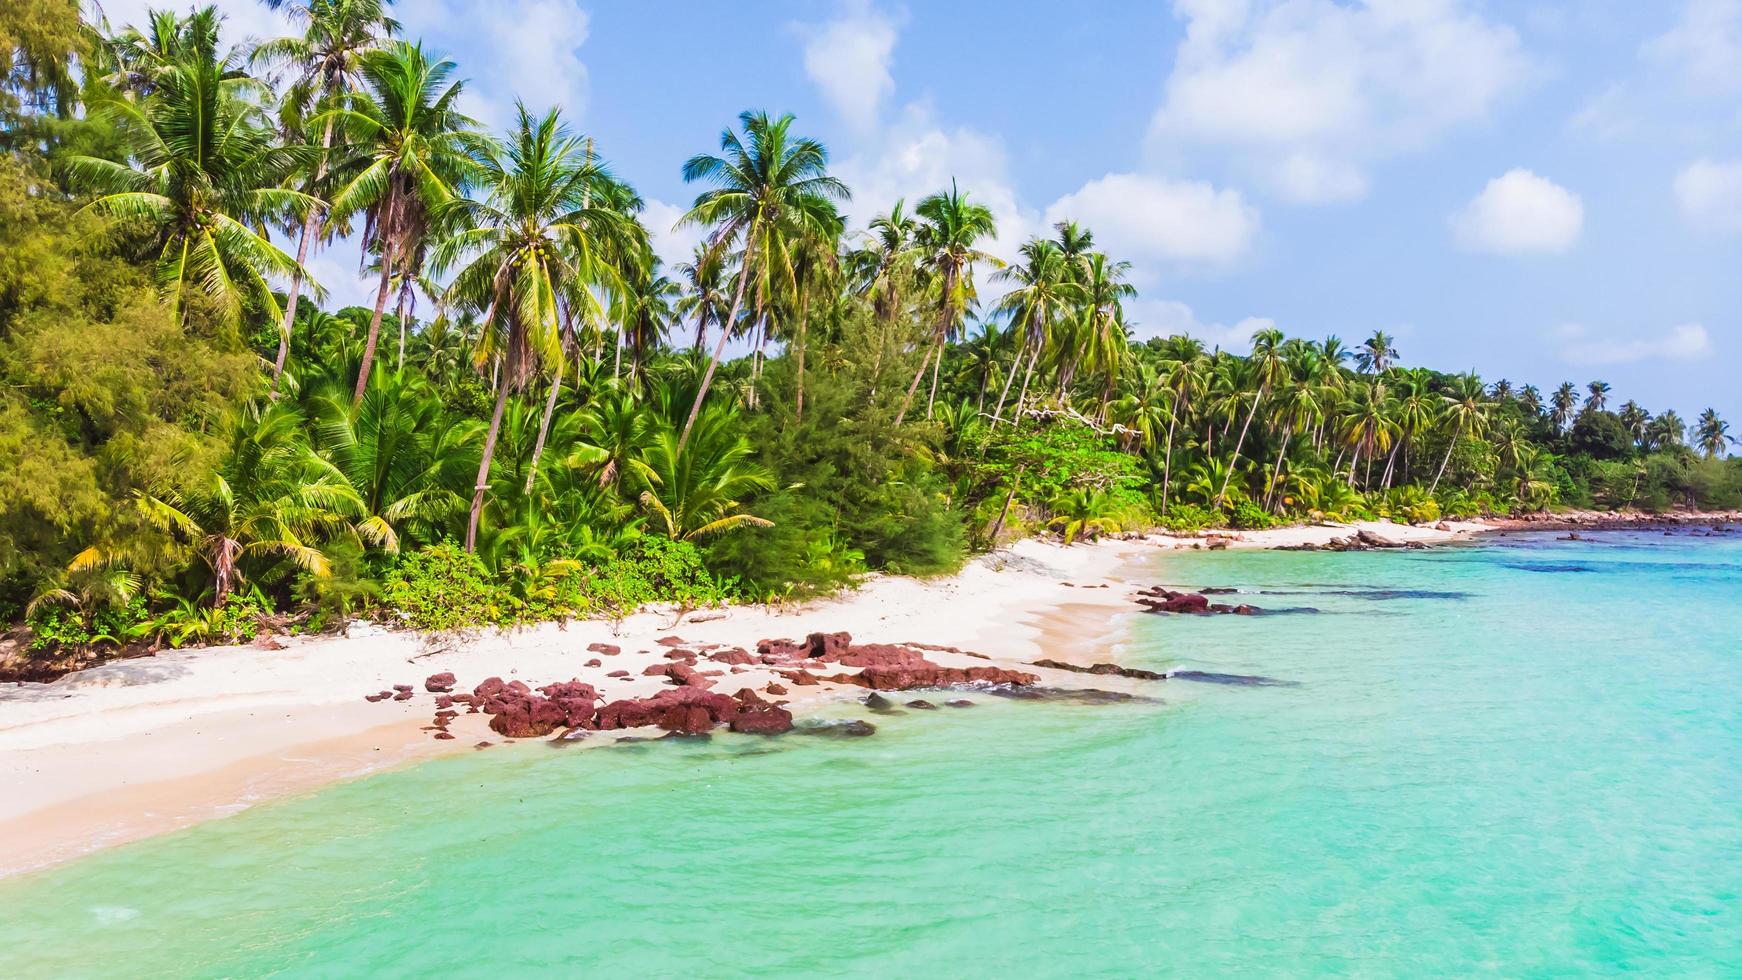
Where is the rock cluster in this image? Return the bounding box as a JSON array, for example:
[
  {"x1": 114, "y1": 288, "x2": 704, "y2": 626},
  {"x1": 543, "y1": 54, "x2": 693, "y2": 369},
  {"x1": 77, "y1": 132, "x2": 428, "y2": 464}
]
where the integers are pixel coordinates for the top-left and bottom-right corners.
[
  {"x1": 1029, "y1": 658, "x2": 1167, "y2": 681},
  {"x1": 1277, "y1": 528, "x2": 1425, "y2": 552},
  {"x1": 1132, "y1": 587, "x2": 1260, "y2": 616},
  {"x1": 753, "y1": 632, "x2": 1037, "y2": 691}
]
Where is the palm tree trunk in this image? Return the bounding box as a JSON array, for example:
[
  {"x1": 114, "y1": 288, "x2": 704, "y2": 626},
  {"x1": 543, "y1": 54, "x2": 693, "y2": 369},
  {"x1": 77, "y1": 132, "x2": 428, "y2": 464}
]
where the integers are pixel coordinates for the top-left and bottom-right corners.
[
  {"x1": 1012, "y1": 344, "x2": 1038, "y2": 425},
  {"x1": 524, "y1": 321, "x2": 568, "y2": 496},
  {"x1": 991, "y1": 339, "x2": 1026, "y2": 425},
  {"x1": 466, "y1": 364, "x2": 513, "y2": 553},
  {"x1": 925, "y1": 331, "x2": 945, "y2": 419},
  {"x1": 676, "y1": 235, "x2": 757, "y2": 458},
  {"x1": 1159, "y1": 392, "x2": 1182, "y2": 516},
  {"x1": 1429, "y1": 423, "x2": 1461, "y2": 494},
  {"x1": 895, "y1": 343, "x2": 932, "y2": 427},
  {"x1": 271, "y1": 117, "x2": 334, "y2": 395},
  {"x1": 354, "y1": 190, "x2": 401, "y2": 406},
  {"x1": 795, "y1": 288, "x2": 811, "y2": 423},
  {"x1": 1265, "y1": 434, "x2": 1289, "y2": 511},
  {"x1": 1381, "y1": 439, "x2": 1400, "y2": 488},
  {"x1": 1215, "y1": 386, "x2": 1264, "y2": 509}
]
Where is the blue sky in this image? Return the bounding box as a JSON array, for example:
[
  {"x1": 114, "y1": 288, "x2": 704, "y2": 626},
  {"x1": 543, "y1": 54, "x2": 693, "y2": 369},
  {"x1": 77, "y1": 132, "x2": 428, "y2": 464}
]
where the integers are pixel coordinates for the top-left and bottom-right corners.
[{"x1": 100, "y1": 0, "x2": 1742, "y2": 424}]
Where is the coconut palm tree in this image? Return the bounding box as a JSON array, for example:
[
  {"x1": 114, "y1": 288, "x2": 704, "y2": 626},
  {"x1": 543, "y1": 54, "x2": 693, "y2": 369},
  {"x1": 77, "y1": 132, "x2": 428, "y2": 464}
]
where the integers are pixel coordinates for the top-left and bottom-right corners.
[
  {"x1": 1695, "y1": 409, "x2": 1731, "y2": 458},
  {"x1": 1648, "y1": 410, "x2": 1687, "y2": 451},
  {"x1": 254, "y1": 0, "x2": 399, "y2": 388},
  {"x1": 1550, "y1": 382, "x2": 1578, "y2": 432},
  {"x1": 1356, "y1": 330, "x2": 1398, "y2": 375},
  {"x1": 1216, "y1": 327, "x2": 1287, "y2": 508},
  {"x1": 1077, "y1": 251, "x2": 1136, "y2": 418},
  {"x1": 1431, "y1": 373, "x2": 1490, "y2": 494},
  {"x1": 1619, "y1": 400, "x2": 1650, "y2": 449},
  {"x1": 635, "y1": 404, "x2": 774, "y2": 541},
  {"x1": 617, "y1": 260, "x2": 680, "y2": 383},
  {"x1": 63, "y1": 21, "x2": 316, "y2": 332},
  {"x1": 1518, "y1": 384, "x2": 1543, "y2": 417},
  {"x1": 674, "y1": 240, "x2": 729, "y2": 353},
  {"x1": 990, "y1": 237, "x2": 1077, "y2": 426},
  {"x1": 1155, "y1": 338, "x2": 1208, "y2": 515},
  {"x1": 322, "y1": 40, "x2": 482, "y2": 404},
  {"x1": 898, "y1": 181, "x2": 1000, "y2": 424},
  {"x1": 431, "y1": 103, "x2": 638, "y2": 552},
  {"x1": 1584, "y1": 380, "x2": 1611, "y2": 414},
  {"x1": 676, "y1": 110, "x2": 848, "y2": 453}
]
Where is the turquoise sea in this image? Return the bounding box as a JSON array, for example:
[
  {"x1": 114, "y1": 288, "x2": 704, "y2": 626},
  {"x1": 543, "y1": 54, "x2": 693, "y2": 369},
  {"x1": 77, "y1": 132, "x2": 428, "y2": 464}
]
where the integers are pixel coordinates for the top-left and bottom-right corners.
[{"x1": 2, "y1": 532, "x2": 1739, "y2": 977}]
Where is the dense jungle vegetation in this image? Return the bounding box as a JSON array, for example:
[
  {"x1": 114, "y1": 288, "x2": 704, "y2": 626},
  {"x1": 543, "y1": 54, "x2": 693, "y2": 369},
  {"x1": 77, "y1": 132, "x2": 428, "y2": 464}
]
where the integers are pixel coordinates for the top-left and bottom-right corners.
[{"x1": 2, "y1": 2, "x2": 1736, "y2": 657}]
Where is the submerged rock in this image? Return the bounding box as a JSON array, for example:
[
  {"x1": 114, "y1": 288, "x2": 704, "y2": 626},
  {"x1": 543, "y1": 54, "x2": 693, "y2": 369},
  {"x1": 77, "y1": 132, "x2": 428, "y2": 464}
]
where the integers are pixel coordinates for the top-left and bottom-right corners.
[
  {"x1": 1030, "y1": 658, "x2": 1166, "y2": 681},
  {"x1": 794, "y1": 719, "x2": 877, "y2": 738}
]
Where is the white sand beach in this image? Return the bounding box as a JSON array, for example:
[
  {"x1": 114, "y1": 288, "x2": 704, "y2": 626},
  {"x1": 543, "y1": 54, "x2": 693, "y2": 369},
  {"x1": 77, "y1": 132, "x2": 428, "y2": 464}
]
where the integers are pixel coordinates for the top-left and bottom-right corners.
[{"x1": 0, "y1": 520, "x2": 1482, "y2": 876}]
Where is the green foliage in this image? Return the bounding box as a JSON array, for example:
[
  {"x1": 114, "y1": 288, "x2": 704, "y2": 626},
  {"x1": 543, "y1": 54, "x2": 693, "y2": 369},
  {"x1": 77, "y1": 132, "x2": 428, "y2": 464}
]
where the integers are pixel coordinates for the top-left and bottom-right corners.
[
  {"x1": 380, "y1": 543, "x2": 510, "y2": 632},
  {"x1": 1158, "y1": 503, "x2": 1223, "y2": 533},
  {"x1": 26, "y1": 595, "x2": 151, "y2": 654},
  {"x1": 1229, "y1": 501, "x2": 1279, "y2": 530},
  {"x1": 583, "y1": 536, "x2": 732, "y2": 619}
]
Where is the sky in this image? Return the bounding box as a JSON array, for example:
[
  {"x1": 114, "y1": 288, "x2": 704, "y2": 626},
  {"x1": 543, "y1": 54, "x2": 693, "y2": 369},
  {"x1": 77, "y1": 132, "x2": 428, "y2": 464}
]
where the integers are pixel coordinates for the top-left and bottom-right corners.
[{"x1": 93, "y1": 0, "x2": 1742, "y2": 425}]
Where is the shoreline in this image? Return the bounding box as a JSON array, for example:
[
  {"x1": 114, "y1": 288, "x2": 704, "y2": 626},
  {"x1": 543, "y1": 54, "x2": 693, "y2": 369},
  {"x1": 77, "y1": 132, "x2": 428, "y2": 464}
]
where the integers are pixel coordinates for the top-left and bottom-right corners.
[{"x1": 3, "y1": 513, "x2": 1717, "y2": 878}]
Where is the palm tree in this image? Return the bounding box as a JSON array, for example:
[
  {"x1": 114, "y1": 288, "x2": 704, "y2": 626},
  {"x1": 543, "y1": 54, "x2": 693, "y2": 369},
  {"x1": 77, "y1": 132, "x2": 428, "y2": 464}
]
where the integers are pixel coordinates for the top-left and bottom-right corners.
[
  {"x1": 785, "y1": 219, "x2": 843, "y2": 422},
  {"x1": 133, "y1": 401, "x2": 379, "y2": 605},
  {"x1": 1155, "y1": 338, "x2": 1208, "y2": 515},
  {"x1": 323, "y1": 40, "x2": 482, "y2": 404},
  {"x1": 1430, "y1": 374, "x2": 1490, "y2": 494},
  {"x1": 1356, "y1": 330, "x2": 1398, "y2": 374},
  {"x1": 1550, "y1": 382, "x2": 1578, "y2": 432},
  {"x1": 1695, "y1": 409, "x2": 1731, "y2": 458},
  {"x1": 990, "y1": 238, "x2": 1076, "y2": 426},
  {"x1": 1619, "y1": 400, "x2": 1650, "y2": 449},
  {"x1": 63, "y1": 18, "x2": 316, "y2": 331},
  {"x1": 254, "y1": 0, "x2": 398, "y2": 387},
  {"x1": 1584, "y1": 380, "x2": 1611, "y2": 414},
  {"x1": 1077, "y1": 252, "x2": 1136, "y2": 418},
  {"x1": 898, "y1": 181, "x2": 1000, "y2": 424},
  {"x1": 676, "y1": 110, "x2": 848, "y2": 454},
  {"x1": 431, "y1": 103, "x2": 637, "y2": 552},
  {"x1": 1518, "y1": 384, "x2": 1543, "y2": 417},
  {"x1": 1215, "y1": 327, "x2": 1287, "y2": 508},
  {"x1": 1647, "y1": 410, "x2": 1687, "y2": 451},
  {"x1": 674, "y1": 240, "x2": 729, "y2": 353},
  {"x1": 635, "y1": 405, "x2": 775, "y2": 541},
  {"x1": 617, "y1": 260, "x2": 680, "y2": 383}
]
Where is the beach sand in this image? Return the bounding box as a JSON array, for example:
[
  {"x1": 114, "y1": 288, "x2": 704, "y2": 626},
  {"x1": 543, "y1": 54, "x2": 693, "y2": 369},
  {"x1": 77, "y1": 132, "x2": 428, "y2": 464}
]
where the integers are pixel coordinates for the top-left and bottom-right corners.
[{"x1": 0, "y1": 520, "x2": 1480, "y2": 876}]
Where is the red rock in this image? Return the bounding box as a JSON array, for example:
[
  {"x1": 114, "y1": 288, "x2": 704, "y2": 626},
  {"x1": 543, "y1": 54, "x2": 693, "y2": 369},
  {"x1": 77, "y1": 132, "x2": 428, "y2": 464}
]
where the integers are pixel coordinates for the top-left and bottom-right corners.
[
  {"x1": 392, "y1": 690, "x2": 414, "y2": 701},
  {"x1": 585, "y1": 658, "x2": 602, "y2": 668},
  {"x1": 364, "y1": 692, "x2": 388, "y2": 703},
  {"x1": 505, "y1": 680, "x2": 531, "y2": 696},
  {"x1": 392, "y1": 684, "x2": 413, "y2": 693},
  {"x1": 806, "y1": 631, "x2": 853, "y2": 660},
  {"x1": 424, "y1": 672, "x2": 456, "y2": 693},
  {"x1": 730, "y1": 705, "x2": 794, "y2": 735},
  {"x1": 434, "y1": 731, "x2": 456, "y2": 740},
  {"x1": 474, "y1": 677, "x2": 505, "y2": 699},
  {"x1": 587, "y1": 643, "x2": 621, "y2": 656},
  {"x1": 783, "y1": 671, "x2": 821, "y2": 686},
  {"x1": 607, "y1": 670, "x2": 629, "y2": 678},
  {"x1": 655, "y1": 636, "x2": 688, "y2": 647},
  {"x1": 434, "y1": 695, "x2": 454, "y2": 709},
  {"x1": 707, "y1": 647, "x2": 756, "y2": 665},
  {"x1": 765, "y1": 682, "x2": 788, "y2": 695}
]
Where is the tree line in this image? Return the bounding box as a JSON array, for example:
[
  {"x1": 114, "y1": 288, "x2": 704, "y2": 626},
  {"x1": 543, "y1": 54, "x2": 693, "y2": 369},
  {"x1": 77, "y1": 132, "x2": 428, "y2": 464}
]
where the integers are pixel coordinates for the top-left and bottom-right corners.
[{"x1": 0, "y1": 3, "x2": 1735, "y2": 660}]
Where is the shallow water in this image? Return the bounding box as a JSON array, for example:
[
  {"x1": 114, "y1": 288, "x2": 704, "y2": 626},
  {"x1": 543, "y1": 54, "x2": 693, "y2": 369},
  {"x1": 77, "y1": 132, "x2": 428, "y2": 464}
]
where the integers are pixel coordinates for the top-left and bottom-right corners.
[{"x1": 2, "y1": 532, "x2": 1740, "y2": 977}]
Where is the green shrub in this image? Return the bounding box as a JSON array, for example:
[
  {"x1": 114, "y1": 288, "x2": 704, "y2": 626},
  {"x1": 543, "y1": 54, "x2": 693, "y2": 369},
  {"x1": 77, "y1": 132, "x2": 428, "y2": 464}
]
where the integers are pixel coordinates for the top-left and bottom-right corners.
[
  {"x1": 1229, "y1": 501, "x2": 1279, "y2": 530},
  {"x1": 381, "y1": 543, "x2": 510, "y2": 632},
  {"x1": 585, "y1": 536, "x2": 732, "y2": 619},
  {"x1": 1158, "y1": 503, "x2": 1223, "y2": 532}
]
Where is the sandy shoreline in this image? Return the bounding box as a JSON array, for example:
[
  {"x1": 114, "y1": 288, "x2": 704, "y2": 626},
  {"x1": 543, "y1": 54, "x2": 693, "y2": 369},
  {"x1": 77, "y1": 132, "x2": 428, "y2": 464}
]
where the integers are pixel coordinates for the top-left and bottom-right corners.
[{"x1": 0, "y1": 519, "x2": 1492, "y2": 877}]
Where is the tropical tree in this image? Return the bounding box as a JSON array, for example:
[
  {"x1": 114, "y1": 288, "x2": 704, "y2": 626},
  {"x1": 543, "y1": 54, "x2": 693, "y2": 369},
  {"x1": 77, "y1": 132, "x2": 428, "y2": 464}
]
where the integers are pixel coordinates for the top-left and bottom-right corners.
[
  {"x1": 990, "y1": 237, "x2": 1076, "y2": 426},
  {"x1": 635, "y1": 406, "x2": 774, "y2": 541},
  {"x1": 1430, "y1": 374, "x2": 1490, "y2": 494},
  {"x1": 255, "y1": 0, "x2": 399, "y2": 386},
  {"x1": 1584, "y1": 380, "x2": 1611, "y2": 414},
  {"x1": 898, "y1": 181, "x2": 1000, "y2": 424},
  {"x1": 673, "y1": 240, "x2": 729, "y2": 352},
  {"x1": 1216, "y1": 328, "x2": 1288, "y2": 508},
  {"x1": 64, "y1": 14, "x2": 315, "y2": 331},
  {"x1": 676, "y1": 110, "x2": 847, "y2": 454},
  {"x1": 431, "y1": 103, "x2": 637, "y2": 551},
  {"x1": 323, "y1": 40, "x2": 482, "y2": 403},
  {"x1": 1695, "y1": 409, "x2": 1731, "y2": 459},
  {"x1": 1550, "y1": 382, "x2": 1578, "y2": 432},
  {"x1": 1356, "y1": 330, "x2": 1398, "y2": 375}
]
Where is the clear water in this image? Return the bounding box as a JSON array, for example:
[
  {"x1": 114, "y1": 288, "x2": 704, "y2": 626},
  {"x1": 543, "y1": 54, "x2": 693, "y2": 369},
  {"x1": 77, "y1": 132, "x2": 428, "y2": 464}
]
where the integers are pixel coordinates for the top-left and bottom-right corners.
[{"x1": 2, "y1": 533, "x2": 1740, "y2": 977}]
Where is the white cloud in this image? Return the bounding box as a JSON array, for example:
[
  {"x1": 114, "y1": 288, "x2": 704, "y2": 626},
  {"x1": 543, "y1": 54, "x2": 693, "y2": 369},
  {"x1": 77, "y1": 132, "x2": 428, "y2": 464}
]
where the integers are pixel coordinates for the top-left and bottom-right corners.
[
  {"x1": 1555, "y1": 322, "x2": 1713, "y2": 366},
  {"x1": 394, "y1": 0, "x2": 591, "y2": 129},
  {"x1": 1674, "y1": 158, "x2": 1742, "y2": 232},
  {"x1": 1150, "y1": 0, "x2": 1530, "y2": 204},
  {"x1": 1450, "y1": 169, "x2": 1583, "y2": 255},
  {"x1": 642, "y1": 198, "x2": 707, "y2": 270},
  {"x1": 797, "y1": 2, "x2": 900, "y2": 133},
  {"x1": 834, "y1": 101, "x2": 1039, "y2": 267},
  {"x1": 88, "y1": 0, "x2": 291, "y2": 43},
  {"x1": 1124, "y1": 297, "x2": 1275, "y2": 351},
  {"x1": 1644, "y1": 0, "x2": 1742, "y2": 94},
  {"x1": 1043, "y1": 173, "x2": 1260, "y2": 266}
]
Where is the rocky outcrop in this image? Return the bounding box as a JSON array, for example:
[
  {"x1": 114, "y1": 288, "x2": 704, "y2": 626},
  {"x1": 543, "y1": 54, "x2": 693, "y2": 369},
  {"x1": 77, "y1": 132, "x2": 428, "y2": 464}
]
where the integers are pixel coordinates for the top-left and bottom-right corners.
[
  {"x1": 424, "y1": 672, "x2": 456, "y2": 693},
  {"x1": 1132, "y1": 587, "x2": 1261, "y2": 616},
  {"x1": 1029, "y1": 658, "x2": 1166, "y2": 681}
]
